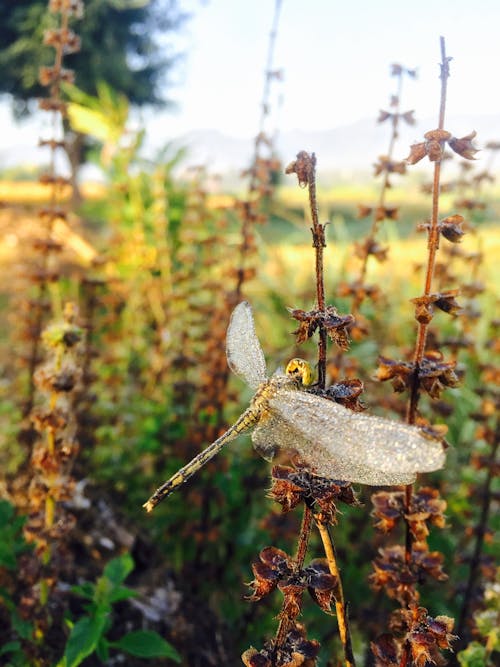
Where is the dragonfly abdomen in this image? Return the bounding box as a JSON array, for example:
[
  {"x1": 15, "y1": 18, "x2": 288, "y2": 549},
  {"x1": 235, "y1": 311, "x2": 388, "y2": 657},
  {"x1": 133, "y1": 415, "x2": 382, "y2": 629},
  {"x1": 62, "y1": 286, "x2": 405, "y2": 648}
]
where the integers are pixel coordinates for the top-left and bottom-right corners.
[{"x1": 144, "y1": 406, "x2": 259, "y2": 511}]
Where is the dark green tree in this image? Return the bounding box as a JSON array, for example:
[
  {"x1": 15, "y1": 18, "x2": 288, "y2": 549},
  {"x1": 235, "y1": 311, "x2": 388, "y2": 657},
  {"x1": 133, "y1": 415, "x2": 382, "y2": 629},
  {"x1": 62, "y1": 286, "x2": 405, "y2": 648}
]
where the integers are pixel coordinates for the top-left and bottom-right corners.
[
  {"x1": 0, "y1": 0, "x2": 186, "y2": 201},
  {"x1": 0, "y1": 0, "x2": 186, "y2": 115}
]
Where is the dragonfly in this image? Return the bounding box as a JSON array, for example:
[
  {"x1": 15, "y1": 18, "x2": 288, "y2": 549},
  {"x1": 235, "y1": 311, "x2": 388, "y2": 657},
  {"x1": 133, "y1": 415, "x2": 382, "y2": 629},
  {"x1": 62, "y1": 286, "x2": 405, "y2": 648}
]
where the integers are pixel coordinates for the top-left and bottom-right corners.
[{"x1": 144, "y1": 301, "x2": 446, "y2": 512}]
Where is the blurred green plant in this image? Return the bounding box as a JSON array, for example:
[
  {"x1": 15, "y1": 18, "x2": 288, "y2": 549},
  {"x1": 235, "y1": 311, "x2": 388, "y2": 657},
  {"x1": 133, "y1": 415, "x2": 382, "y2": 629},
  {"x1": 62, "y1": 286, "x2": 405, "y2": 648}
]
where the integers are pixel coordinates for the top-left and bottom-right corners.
[
  {"x1": 0, "y1": 500, "x2": 34, "y2": 667},
  {"x1": 457, "y1": 574, "x2": 500, "y2": 667},
  {"x1": 57, "y1": 552, "x2": 180, "y2": 666},
  {"x1": 0, "y1": 0, "x2": 185, "y2": 116}
]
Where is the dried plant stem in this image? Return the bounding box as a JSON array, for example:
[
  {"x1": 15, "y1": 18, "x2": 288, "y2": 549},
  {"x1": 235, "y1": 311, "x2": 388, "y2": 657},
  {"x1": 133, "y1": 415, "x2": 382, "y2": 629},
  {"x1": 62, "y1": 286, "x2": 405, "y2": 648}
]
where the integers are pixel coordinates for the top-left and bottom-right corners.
[
  {"x1": 24, "y1": 303, "x2": 45, "y2": 418},
  {"x1": 236, "y1": 0, "x2": 283, "y2": 302},
  {"x1": 24, "y1": 7, "x2": 73, "y2": 417},
  {"x1": 358, "y1": 73, "x2": 403, "y2": 287},
  {"x1": 405, "y1": 38, "x2": 449, "y2": 525},
  {"x1": 274, "y1": 505, "x2": 313, "y2": 648},
  {"x1": 407, "y1": 36, "x2": 450, "y2": 423},
  {"x1": 456, "y1": 432, "x2": 499, "y2": 644},
  {"x1": 306, "y1": 152, "x2": 328, "y2": 388},
  {"x1": 315, "y1": 517, "x2": 356, "y2": 667},
  {"x1": 400, "y1": 36, "x2": 450, "y2": 666},
  {"x1": 251, "y1": 0, "x2": 283, "y2": 194},
  {"x1": 305, "y1": 152, "x2": 355, "y2": 667}
]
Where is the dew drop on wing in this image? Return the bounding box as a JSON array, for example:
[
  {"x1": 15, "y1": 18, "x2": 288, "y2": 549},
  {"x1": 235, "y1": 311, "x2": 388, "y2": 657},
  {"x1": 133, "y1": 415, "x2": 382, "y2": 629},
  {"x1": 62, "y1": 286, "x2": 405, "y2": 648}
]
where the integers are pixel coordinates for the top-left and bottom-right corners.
[
  {"x1": 226, "y1": 301, "x2": 267, "y2": 390},
  {"x1": 264, "y1": 389, "x2": 445, "y2": 484}
]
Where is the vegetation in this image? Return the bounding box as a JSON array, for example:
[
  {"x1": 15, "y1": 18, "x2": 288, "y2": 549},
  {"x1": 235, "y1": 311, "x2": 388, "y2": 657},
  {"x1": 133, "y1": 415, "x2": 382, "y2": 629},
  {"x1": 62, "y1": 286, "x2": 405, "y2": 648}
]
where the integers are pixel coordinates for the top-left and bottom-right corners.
[
  {"x1": 0, "y1": 0, "x2": 184, "y2": 114},
  {"x1": 0, "y1": 2, "x2": 498, "y2": 666}
]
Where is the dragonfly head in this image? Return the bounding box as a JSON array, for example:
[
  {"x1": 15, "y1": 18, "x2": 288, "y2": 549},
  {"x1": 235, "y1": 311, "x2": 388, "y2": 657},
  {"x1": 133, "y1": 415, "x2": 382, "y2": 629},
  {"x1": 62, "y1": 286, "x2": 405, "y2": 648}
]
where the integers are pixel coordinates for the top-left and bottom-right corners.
[{"x1": 285, "y1": 358, "x2": 313, "y2": 386}]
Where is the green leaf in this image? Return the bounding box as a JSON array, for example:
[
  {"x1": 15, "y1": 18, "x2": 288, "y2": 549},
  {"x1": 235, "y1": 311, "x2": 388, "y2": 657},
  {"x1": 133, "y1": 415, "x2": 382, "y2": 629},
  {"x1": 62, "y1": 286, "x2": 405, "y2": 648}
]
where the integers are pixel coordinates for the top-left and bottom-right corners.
[
  {"x1": 0, "y1": 641, "x2": 21, "y2": 656},
  {"x1": 0, "y1": 501, "x2": 29, "y2": 569},
  {"x1": 108, "y1": 585, "x2": 138, "y2": 603},
  {"x1": 103, "y1": 553, "x2": 134, "y2": 586},
  {"x1": 95, "y1": 636, "x2": 110, "y2": 662},
  {"x1": 71, "y1": 582, "x2": 95, "y2": 600},
  {"x1": 11, "y1": 611, "x2": 34, "y2": 641},
  {"x1": 111, "y1": 630, "x2": 181, "y2": 661},
  {"x1": 67, "y1": 104, "x2": 115, "y2": 143},
  {"x1": 0, "y1": 544, "x2": 16, "y2": 569},
  {"x1": 61, "y1": 612, "x2": 108, "y2": 667},
  {"x1": 0, "y1": 499, "x2": 14, "y2": 523},
  {"x1": 457, "y1": 642, "x2": 488, "y2": 667}
]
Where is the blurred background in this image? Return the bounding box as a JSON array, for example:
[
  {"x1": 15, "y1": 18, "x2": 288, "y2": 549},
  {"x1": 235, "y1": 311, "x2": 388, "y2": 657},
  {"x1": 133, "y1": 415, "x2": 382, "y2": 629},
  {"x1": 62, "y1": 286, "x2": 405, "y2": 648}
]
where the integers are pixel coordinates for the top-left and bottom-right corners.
[{"x1": 0, "y1": 1, "x2": 498, "y2": 666}]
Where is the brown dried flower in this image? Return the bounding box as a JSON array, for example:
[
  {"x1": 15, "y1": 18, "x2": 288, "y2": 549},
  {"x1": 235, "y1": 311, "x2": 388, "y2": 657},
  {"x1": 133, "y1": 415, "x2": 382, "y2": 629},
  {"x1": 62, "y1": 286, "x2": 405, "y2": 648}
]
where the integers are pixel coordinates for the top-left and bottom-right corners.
[
  {"x1": 416, "y1": 351, "x2": 460, "y2": 399},
  {"x1": 440, "y1": 214, "x2": 466, "y2": 242},
  {"x1": 407, "y1": 128, "x2": 478, "y2": 164},
  {"x1": 285, "y1": 151, "x2": 315, "y2": 188},
  {"x1": 313, "y1": 378, "x2": 365, "y2": 412},
  {"x1": 357, "y1": 204, "x2": 373, "y2": 218},
  {"x1": 354, "y1": 239, "x2": 389, "y2": 263},
  {"x1": 387, "y1": 606, "x2": 457, "y2": 667},
  {"x1": 269, "y1": 465, "x2": 358, "y2": 523},
  {"x1": 405, "y1": 487, "x2": 447, "y2": 541},
  {"x1": 448, "y1": 131, "x2": 479, "y2": 160},
  {"x1": 242, "y1": 624, "x2": 320, "y2": 667},
  {"x1": 410, "y1": 290, "x2": 462, "y2": 324},
  {"x1": 289, "y1": 306, "x2": 354, "y2": 351},
  {"x1": 373, "y1": 155, "x2": 407, "y2": 176},
  {"x1": 371, "y1": 543, "x2": 447, "y2": 603},
  {"x1": 247, "y1": 546, "x2": 293, "y2": 601},
  {"x1": 247, "y1": 545, "x2": 337, "y2": 620},
  {"x1": 371, "y1": 490, "x2": 405, "y2": 533}
]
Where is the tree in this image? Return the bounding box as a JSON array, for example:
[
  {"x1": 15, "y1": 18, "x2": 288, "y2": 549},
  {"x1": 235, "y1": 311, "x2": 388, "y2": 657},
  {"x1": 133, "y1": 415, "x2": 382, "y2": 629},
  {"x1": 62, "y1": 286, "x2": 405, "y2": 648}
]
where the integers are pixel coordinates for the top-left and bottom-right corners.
[
  {"x1": 0, "y1": 0, "x2": 186, "y2": 203},
  {"x1": 0, "y1": 0, "x2": 186, "y2": 116}
]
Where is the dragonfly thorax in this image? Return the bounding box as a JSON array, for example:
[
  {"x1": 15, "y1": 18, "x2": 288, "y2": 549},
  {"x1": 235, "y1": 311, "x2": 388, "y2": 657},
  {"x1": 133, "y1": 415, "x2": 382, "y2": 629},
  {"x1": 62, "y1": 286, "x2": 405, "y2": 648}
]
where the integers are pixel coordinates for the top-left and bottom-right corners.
[{"x1": 250, "y1": 375, "x2": 299, "y2": 415}]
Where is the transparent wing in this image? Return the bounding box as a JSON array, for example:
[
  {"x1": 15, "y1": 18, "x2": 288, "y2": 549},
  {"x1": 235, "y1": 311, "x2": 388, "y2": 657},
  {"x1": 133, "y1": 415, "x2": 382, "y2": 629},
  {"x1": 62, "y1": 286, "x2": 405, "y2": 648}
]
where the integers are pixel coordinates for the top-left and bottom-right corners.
[
  {"x1": 252, "y1": 410, "x2": 416, "y2": 485},
  {"x1": 251, "y1": 417, "x2": 280, "y2": 462},
  {"x1": 265, "y1": 389, "x2": 445, "y2": 483},
  {"x1": 226, "y1": 301, "x2": 267, "y2": 390}
]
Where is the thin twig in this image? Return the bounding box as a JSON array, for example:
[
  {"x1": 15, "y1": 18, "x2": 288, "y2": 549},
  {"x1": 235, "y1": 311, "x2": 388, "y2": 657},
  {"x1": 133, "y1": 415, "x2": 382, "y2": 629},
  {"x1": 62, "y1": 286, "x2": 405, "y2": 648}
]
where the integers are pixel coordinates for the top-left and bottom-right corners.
[
  {"x1": 400, "y1": 35, "x2": 451, "y2": 666},
  {"x1": 306, "y1": 152, "x2": 355, "y2": 666},
  {"x1": 358, "y1": 69, "x2": 404, "y2": 287},
  {"x1": 315, "y1": 517, "x2": 356, "y2": 667},
  {"x1": 274, "y1": 505, "x2": 313, "y2": 648},
  {"x1": 407, "y1": 38, "x2": 450, "y2": 423},
  {"x1": 455, "y1": 431, "x2": 499, "y2": 644},
  {"x1": 307, "y1": 152, "x2": 328, "y2": 388}
]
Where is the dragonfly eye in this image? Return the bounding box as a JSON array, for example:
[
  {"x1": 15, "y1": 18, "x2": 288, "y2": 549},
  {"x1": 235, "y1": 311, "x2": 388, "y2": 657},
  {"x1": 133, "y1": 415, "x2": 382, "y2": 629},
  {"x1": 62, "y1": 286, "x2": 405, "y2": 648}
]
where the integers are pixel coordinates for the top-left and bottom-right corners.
[{"x1": 285, "y1": 358, "x2": 313, "y2": 386}]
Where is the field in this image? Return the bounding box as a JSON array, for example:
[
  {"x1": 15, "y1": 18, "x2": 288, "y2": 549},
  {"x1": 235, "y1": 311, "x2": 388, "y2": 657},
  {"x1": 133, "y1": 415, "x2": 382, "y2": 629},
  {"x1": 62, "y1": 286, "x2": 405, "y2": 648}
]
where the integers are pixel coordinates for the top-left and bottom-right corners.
[{"x1": 1, "y1": 159, "x2": 498, "y2": 666}]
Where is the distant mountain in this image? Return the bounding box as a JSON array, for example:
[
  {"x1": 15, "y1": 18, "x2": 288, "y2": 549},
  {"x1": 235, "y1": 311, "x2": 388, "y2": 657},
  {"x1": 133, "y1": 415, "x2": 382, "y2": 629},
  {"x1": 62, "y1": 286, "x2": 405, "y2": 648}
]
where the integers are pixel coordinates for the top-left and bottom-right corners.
[
  {"x1": 173, "y1": 113, "x2": 500, "y2": 177},
  {"x1": 2, "y1": 110, "x2": 497, "y2": 182}
]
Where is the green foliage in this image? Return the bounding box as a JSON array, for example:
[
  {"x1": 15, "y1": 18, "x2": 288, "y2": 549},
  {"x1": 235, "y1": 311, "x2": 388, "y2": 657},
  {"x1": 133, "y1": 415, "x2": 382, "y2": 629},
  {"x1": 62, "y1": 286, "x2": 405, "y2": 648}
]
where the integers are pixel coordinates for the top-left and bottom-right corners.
[
  {"x1": 458, "y1": 642, "x2": 490, "y2": 667},
  {"x1": 0, "y1": 44, "x2": 498, "y2": 660},
  {"x1": 110, "y1": 630, "x2": 181, "y2": 659},
  {"x1": 58, "y1": 552, "x2": 180, "y2": 666},
  {"x1": 457, "y1": 575, "x2": 500, "y2": 667},
  {"x1": 0, "y1": 501, "x2": 34, "y2": 665},
  {"x1": 0, "y1": 500, "x2": 31, "y2": 569},
  {"x1": 64, "y1": 81, "x2": 130, "y2": 151},
  {"x1": 0, "y1": 0, "x2": 186, "y2": 116},
  {"x1": 0, "y1": 520, "x2": 179, "y2": 665}
]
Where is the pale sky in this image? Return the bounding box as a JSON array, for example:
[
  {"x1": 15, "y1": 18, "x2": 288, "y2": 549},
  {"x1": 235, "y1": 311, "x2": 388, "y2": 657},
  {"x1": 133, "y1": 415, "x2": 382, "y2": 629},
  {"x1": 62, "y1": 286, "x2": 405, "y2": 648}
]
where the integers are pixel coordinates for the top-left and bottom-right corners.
[
  {"x1": 153, "y1": 0, "x2": 500, "y2": 137},
  {"x1": 1, "y1": 0, "x2": 499, "y2": 167}
]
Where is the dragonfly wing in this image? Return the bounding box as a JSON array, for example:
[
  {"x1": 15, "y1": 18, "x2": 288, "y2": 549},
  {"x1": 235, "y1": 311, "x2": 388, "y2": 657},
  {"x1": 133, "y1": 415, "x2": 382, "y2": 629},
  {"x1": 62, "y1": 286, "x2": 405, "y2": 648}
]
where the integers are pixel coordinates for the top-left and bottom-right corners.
[
  {"x1": 252, "y1": 402, "x2": 415, "y2": 486},
  {"x1": 252, "y1": 417, "x2": 280, "y2": 461},
  {"x1": 226, "y1": 301, "x2": 267, "y2": 390},
  {"x1": 252, "y1": 408, "x2": 416, "y2": 485},
  {"x1": 267, "y1": 390, "x2": 445, "y2": 484}
]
